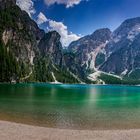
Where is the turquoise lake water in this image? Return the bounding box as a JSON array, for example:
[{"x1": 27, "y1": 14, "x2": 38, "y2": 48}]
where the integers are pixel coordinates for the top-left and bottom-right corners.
[{"x1": 0, "y1": 83, "x2": 140, "y2": 130}]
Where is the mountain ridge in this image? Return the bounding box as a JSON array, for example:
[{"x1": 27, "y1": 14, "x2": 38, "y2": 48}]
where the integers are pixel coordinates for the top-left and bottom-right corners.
[
  {"x1": 0, "y1": 0, "x2": 80, "y2": 84},
  {"x1": 68, "y1": 17, "x2": 140, "y2": 84},
  {"x1": 1, "y1": 0, "x2": 140, "y2": 84}
]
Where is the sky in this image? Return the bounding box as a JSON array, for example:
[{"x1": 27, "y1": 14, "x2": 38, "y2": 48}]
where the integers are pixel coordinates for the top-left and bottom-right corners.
[{"x1": 16, "y1": 0, "x2": 140, "y2": 46}]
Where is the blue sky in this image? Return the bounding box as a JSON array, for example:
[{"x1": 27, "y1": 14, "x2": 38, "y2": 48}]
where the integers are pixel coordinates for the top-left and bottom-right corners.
[{"x1": 16, "y1": 0, "x2": 140, "y2": 46}]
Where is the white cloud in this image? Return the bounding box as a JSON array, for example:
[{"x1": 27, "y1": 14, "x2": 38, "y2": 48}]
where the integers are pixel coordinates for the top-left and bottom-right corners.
[
  {"x1": 16, "y1": 0, "x2": 81, "y2": 46},
  {"x1": 36, "y1": 12, "x2": 80, "y2": 46},
  {"x1": 44, "y1": 0, "x2": 84, "y2": 8},
  {"x1": 37, "y1": 12, "x2": 48, "y2": 25},
  {"x1": 48, "y1": 20, "x2": 80, "y2": 46},
  {"x1": 16, "y1": 0, "x2": 36, "y2": 17}
]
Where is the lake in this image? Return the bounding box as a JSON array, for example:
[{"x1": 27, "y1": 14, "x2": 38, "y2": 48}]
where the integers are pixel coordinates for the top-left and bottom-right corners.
[{"x1": 0, "y1": 83, "x2": 140, "y2": 130}]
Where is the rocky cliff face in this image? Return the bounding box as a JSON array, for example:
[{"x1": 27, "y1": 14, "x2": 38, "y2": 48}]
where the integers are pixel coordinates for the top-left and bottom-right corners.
[
  {"x1": 0, "y1": 0, "x2": 43, "y2": 82},
  {"x1": 68, "y1": 17, "x2": 140, "y2": 82},
  {"x1": 1, "y1": 0, "x2": 140, "y2": 84},
  {"x1": 68, "y1": 28, "x2": 111, "y2": 77},
  {"x1": 0, "y1": 0, "x2": 79, "y2": 83},
  {"x1": 38, "y1": 31, "x2": 63, "y2": 66},
  {"x1": 100, "y1": 17, "x2": 140, "y2": 79}
]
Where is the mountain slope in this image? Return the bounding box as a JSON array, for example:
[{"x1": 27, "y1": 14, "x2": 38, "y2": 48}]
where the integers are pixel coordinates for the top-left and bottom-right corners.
[
  {"x1": 68, "y1": 17, "x2": 140, "y2": 84},
  {"x1": 0, "y1": 0, "x2": 44, "y2": 82},
  {"x1": 100, "y1": 17, "x2": 140, "y2": 79},
  {"x1": 1, "y1": 0, "x2": 140, "y2": 84},
  {"x1": 68, "y1": 28, "x2": 111, "y2": 77},
  {"x1": 0, "y1": 0, "x2": 79, "y2": 83}
]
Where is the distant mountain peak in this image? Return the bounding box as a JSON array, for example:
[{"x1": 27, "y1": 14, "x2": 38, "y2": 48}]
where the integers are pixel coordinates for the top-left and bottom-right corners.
[
  {"x1": 113, "y1": 17, "x2": 140, "y2": 39},
  {"x1": 91, "y1": 28, "x2": 111, "y2": 43},
  {"x1": 122, "y1": 17, "x2": 140, "y2": 26},
  {"x1": 91, "y1": 28, "x2": 111, "y2": 35},
  {"x1": 1, "y1": 0, "x2": 140, "y2": 84}
]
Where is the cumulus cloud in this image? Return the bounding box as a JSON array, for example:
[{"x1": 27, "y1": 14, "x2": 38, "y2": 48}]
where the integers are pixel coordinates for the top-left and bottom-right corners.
[
  {"x1": 48, "y1": 20, "x2": 81, "y2": 46},
  {"x1": 37, "y1": 12, "x2": 48, "y2": 25},
  {"x1": 36, "y1": 12, "x2": 80, "y2": 46},
  {"x1": 16, "y1": 0, "x2": 36, "y2": 16},
  {"x1": 44, "y1": 0, "x2": 84, "y2": 8}
]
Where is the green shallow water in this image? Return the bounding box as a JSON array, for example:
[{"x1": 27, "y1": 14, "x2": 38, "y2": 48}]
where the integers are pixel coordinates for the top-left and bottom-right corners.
[{"x1": 0, "y1": 83, "x2": 140, "y2": 130}]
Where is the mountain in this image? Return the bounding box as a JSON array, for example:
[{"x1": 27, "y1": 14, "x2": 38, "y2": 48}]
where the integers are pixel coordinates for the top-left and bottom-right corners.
[
  {"x1": 1, "y1": 0, "x2": 140, "y2": 85},
  {"x1": 34, "y1": 31, "x2": 80, "y2": 83},
  {"x1": 0, "y1": 0, "x2": 44, "y2": 82},
  {"x1": 100, "y1": 17, "x2": 140, "y2": 80},
  {"x1": 68, "y1": 17, "x2": 140, "y2": 84},
  {"x1": 0, "y1": 0, "x2": 79, "y2": 83},
  {"x1": 68, "y1": 28, "x2": 111, "y2": 78},
  {"x1": 38, "y1": 31, "x2": 63, "y2": 66}
]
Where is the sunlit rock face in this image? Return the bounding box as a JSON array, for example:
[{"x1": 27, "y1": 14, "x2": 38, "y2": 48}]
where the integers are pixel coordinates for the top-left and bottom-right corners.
[
  {"x1": 38, "y1": 31, "x2": 63, "y2": 66},
  {"x1": 0, "y1": 0, "x2": 79, "y2": 83},
  {"x1": 67, "y1": 17, "x2": 140, "y2": 80},
  {"x1": 67, "y1": 28, "x2": 111, "y2": 77},
  {"x1": 100, "y1": 17, "x2": 140, "y2": 78},
  {"x1": 1, "y1": 0, "x2": 140, "y2": 83}
]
